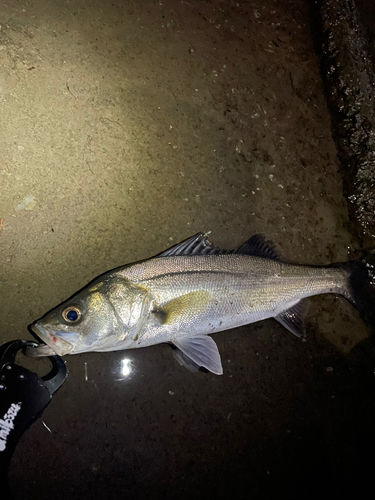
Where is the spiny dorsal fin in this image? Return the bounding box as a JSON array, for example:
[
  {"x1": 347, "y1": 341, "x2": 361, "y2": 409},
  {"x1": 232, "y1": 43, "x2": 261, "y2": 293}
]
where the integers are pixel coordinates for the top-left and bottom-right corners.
[
  {"x1": 156, "y1": 232, "x2": 281, "y2": 260},
  {"x1": 157, "y1": 233, "x2": 229, "y2": 257}
]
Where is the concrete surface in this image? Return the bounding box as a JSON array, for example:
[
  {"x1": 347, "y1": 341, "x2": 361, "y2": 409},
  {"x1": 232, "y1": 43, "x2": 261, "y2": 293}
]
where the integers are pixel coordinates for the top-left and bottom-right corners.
[
  {"x1": 318, "y1": 0, "x2": 375, "y2": 240},
  {"x1": 0, "y1": 0, "x2": 374, "y2": 498}
]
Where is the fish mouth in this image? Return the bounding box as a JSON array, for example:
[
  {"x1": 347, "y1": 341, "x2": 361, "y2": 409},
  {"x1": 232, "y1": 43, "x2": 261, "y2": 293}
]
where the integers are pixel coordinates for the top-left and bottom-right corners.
[{"x1": 26, "y1": 323, "x2": 74, "y2": 357}]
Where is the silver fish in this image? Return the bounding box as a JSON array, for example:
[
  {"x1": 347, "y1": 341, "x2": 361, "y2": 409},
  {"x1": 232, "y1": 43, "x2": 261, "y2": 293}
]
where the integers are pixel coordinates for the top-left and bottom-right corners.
[{"x1": 26, "y1": 233, "x2": 375, "y2": 374}]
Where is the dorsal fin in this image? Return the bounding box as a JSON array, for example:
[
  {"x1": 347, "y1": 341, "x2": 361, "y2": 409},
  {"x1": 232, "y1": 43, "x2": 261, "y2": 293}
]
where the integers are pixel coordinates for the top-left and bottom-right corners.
[
  {"x1": 236, "y1": 234, "x2": 281, "y2": 260},
  {"x1": 156, "y1": 233, "x2": 229, "y2": 257},
  {"x1": 156, "y1": 232, "x2": 280, "y2": 260}
]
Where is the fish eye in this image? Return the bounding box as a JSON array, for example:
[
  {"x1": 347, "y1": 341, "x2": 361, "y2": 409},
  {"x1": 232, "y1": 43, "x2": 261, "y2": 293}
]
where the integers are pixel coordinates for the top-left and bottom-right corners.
[{"x1": 62, "y1": 306, "x2": 82, "y2": 324}]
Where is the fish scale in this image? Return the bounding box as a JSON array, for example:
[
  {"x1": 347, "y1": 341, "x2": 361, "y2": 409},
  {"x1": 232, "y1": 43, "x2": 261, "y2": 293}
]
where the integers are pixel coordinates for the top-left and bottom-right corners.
[{"x1": 116, "y1": 254, "x2": 348, "y2": 350}]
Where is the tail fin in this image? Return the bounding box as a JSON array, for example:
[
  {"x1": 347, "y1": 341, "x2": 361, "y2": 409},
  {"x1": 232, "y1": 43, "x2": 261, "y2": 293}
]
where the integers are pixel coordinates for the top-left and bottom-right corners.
[{"x1": 342, "y1": 251, "x2": 375, "y2": 328}]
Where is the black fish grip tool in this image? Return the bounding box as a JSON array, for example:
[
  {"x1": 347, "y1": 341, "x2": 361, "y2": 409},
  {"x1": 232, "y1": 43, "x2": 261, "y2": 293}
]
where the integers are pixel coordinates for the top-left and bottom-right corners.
[{"x1": 0, "y1": 340, "x2": 67, "y2": 498}]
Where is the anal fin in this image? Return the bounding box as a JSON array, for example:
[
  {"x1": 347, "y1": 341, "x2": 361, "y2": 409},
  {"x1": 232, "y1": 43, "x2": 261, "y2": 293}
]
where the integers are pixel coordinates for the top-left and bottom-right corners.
[{"x1": 275, "y1": 299, "x2": 310, "y2": 338}]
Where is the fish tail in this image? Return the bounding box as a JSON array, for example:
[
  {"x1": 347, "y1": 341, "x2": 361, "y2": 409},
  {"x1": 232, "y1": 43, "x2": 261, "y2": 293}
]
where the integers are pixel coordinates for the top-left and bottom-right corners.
[{"x1": 340, "y1": 251, "x2": 375, "y2": 327}]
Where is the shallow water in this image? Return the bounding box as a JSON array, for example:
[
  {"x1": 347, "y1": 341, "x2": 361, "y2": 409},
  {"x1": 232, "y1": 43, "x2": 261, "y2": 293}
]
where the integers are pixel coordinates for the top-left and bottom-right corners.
[{"x1": 0, "y1": 0, "x2": 374, "y2": 498}]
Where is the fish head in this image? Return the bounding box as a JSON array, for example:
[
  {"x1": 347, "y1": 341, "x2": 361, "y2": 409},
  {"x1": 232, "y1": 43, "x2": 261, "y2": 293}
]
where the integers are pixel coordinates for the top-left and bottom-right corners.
[{"x1": 28, "y1": 277, "x2": 150, "y2": 357}]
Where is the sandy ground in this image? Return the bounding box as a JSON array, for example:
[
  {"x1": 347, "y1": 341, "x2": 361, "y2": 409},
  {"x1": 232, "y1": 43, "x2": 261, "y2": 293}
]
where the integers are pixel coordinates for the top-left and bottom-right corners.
[{"x1": 0, "y1": 0, "x2": 374, "y2": 498}]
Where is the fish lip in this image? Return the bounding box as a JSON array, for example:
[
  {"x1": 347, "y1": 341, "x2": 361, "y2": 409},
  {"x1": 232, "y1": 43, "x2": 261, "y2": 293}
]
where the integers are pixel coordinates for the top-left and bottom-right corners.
[{"x1": 31, "y1": 323, "x2": 74, "y2": 356}]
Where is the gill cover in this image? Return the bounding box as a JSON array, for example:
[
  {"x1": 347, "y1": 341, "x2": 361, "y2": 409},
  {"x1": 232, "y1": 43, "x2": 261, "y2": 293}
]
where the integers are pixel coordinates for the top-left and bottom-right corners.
[{"x1": 106, "y1": 280, "x2": 150, "y2": 341}]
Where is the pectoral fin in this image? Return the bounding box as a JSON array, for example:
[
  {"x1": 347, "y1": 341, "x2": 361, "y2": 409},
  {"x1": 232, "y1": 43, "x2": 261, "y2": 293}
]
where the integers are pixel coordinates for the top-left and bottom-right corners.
[
  {"x1": 152, "y1": 291, "x2": 212, "y2": 326},
  {"x1": 275, "y1": 299, "x2": 310, "y2": 338},
  {"x1": 173, "y1": 334, "x2": 223, "y2": 375}
]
